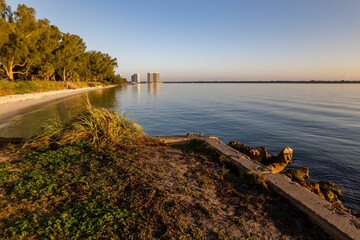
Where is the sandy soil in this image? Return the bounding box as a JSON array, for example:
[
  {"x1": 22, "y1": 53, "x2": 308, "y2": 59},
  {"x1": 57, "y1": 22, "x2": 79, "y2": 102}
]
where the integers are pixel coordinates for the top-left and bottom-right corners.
[
  {"x1": 125, "y1": 140, "x2": 331, "y2": 239},
  {"x1": 0, "y1": 86, "x2": 114, "y2": 117}
]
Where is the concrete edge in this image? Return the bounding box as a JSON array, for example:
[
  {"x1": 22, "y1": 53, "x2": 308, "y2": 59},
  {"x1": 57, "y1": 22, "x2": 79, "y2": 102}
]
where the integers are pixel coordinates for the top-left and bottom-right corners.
[{"x1": 155, "y1": 135, "x2": 360, "y2": 240}]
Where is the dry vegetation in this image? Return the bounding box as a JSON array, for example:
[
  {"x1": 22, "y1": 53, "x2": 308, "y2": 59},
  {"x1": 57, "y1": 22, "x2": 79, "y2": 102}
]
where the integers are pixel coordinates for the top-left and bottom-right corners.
[
  {"x1": 0, "y1": 105, "x2": 330, "y2": 239},
  {"x1": 0, "y1": 80, "x2": 109, "y2": 96}
]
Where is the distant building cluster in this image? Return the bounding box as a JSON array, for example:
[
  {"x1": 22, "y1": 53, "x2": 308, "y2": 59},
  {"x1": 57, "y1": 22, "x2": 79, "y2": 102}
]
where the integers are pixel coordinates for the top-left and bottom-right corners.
[
  {"x1": 147, "y1": 72, "x2": 160, "y2": 83},
  {"x1": 131, "y1": 73, "x2": 140, "y2": 83},
  {"x1": 130, "y1": 72, "x2": 160, "y2": 83}
]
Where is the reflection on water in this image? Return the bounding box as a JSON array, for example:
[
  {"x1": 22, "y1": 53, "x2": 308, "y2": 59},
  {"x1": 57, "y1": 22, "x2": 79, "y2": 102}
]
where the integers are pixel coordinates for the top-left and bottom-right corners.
[
  {"x1": 131, "y1": 84, "x2": 141, "y2": 103},
  {"x1": 0, "y1": 83, "x2": 360, "y2": 212},
  {"x1": 0, "y1": 87, "x2": 120, "y2": 138},
  {"x1": 147, "y1": 83, "x2": 161, "y2": 97}
]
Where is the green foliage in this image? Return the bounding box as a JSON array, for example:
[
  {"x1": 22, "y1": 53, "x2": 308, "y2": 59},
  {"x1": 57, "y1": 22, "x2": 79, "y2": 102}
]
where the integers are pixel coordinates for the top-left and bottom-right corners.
[
  {"x1": 53, "y1": 33, "x2": 86, "y2": 82},
  {"x1": 81, "y1": 51, "x2": 118, "y2": 82},
  {"x1": 0, "y1": 105, "x2": 144, "y2": 238},
  {"x1": 0, "y1": 0, "x2": 121, "y2": 83},
  {"x1": 105, "y1": 74, "x2": 127, "y2": 85},
  {"x1": 0, "y1": 4, "x2": 38, "y2": 81},
  {"x1": 0, "y1": 144, "x2": 129, "y2": 239}
]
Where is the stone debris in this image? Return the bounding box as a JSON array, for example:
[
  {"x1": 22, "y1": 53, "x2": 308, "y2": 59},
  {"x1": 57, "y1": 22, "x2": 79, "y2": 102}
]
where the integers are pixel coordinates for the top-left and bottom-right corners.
[
  {"x1": 262, "y1": 146, "x2": 293, "y2": 173},
  {"x1": 228, "y1": 141, "x2": 293, "y2": 173},
  {"x1": 228, "y1": 141, "x2": 270, "y2": 162},
  {"x1": 283, "y1": 167, "x2": 310, "y2": 182},
  {"x1": 228, "y1": 141, "x2": 346, "y2": 209}
]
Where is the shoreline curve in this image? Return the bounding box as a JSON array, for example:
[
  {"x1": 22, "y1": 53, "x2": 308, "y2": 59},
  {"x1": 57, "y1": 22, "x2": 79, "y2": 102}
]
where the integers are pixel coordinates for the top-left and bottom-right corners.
[{"x1": 0, "y1": 85, "x2": 116, "y2": 117}]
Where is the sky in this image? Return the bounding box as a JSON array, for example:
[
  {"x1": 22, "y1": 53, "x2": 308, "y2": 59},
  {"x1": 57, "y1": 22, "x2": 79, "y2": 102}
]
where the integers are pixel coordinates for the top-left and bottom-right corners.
[{"x1": 8, "y1": 0, "x2": 360, "y2": 81}]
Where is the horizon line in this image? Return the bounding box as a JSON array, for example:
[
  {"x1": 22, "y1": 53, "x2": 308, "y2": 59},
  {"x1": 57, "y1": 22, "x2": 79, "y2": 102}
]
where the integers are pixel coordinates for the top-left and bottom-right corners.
[{"x1": 137, "y1": 80, "x2": 360, "y2": 84}]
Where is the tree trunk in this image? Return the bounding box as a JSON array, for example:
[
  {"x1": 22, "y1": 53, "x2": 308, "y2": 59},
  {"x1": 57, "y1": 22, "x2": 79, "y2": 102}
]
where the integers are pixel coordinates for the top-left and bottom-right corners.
[
  {"x1": 62, "y1": 68, "x2": 66, "y2": 82},
  {"x1": 7, "y1": 68, "x2": 14, "y2": 81},
  {"x1": 2, "y1": 59, "x2": 15, "y2": 81},
  {"x1": 2, "y1": 58, "x2": 28, "y2": 81}
]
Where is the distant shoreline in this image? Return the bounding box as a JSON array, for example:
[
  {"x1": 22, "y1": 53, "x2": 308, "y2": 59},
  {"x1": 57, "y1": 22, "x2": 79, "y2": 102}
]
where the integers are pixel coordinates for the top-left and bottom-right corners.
[{"x1": 160, "y1": 80, "x2": 360, "y2": 84}]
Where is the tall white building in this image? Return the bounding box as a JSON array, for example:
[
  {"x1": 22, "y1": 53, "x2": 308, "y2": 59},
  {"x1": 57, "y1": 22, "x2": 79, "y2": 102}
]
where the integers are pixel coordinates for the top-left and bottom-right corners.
[
  {"x1": 147, "y1": 72, "x2": 160, "y2": 83},
  {"x1": 131, "y1": 73, "x2": 140, "y2": 83}
]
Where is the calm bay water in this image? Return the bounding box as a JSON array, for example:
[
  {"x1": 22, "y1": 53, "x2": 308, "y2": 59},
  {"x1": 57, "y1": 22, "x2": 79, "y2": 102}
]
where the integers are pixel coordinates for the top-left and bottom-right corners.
[{"x1": 0, "y1": 83, "x2": 359, "y2": 211}]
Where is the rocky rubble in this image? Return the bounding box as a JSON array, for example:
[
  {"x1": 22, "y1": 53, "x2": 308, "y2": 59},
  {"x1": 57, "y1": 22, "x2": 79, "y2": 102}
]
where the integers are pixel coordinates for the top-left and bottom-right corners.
[
  {"x1": 228, "y1": 141, "x2": 293, "y2": 173},
  {"x1": 228, "y1": 141, "x2": 344, "y2": 207}
]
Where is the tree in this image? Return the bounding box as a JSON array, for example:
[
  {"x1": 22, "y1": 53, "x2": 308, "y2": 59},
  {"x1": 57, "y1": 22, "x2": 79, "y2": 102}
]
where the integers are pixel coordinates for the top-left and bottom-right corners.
[
  {"x1": 0, "y1": 0, "x2": 5, "y2": 12},
  {"x1": 0, "y1": 0, "x2": 13, "y2": 79},
  {"x1": 30, "y1": 21, "x2": 61, "y2": 80},
  {"x1": 53, "y1": 33, "x2": 86, "y2": 82},
  {"x1": 0, "y1": 4, "x2": 39, "y2": 81},
  {"x1": 1, "y1": 1, "x2": 122, "y2": 83},
  {"x1": 0, "y1": 0, "x2": 12, "y2": 21},
  {"x1": 0, "y1": 16, "x2": 13, "y2": 52},
  {"x1": 85, "y1": 51, "x2": 118, "y2": 82}
]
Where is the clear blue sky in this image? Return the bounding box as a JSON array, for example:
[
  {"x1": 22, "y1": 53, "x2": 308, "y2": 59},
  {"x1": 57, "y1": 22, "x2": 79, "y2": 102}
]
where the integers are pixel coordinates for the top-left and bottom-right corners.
[{"x1": 9, "y1": 0, "x2": 360, "y2": 81}]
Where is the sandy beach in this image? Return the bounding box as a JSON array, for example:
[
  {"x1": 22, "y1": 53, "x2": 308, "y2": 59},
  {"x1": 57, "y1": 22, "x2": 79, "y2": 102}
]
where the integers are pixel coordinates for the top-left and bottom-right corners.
[{"x1": 0, "y1": 85, "x2": 115, "y2": 117}]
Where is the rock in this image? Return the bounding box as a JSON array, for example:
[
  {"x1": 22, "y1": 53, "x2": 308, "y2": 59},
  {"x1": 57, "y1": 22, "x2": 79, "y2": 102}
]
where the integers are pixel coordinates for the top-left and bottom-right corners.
[
  {"x1": 228, "y1": 142, "x2": 293, "y2": 173},
  {"x1": 261, "y1": 146, "x2": 293, "y2": 173},
  {"x1": 228, "y1": 141, "x2": 271, "y2": 162},
  {"x1": 318, "y1": 181, "x2": 342, "y2": 203},
  {"x1": 282, "y1": 168, "x2": 326, "y2": 199},
  {"x1": 228, "y1": 141, "x2": 347, "y2": 207},
  {"x1": 283, "y1": 167, "x2": 309, "y2": 182},
  {"x1": 283, "y1": 170, "x2": 343, "y2": 205},
  {"x1": 318, "y1": 181, "x2": 342, "y2": 196},
  {"x1": 310, "y1": 182, "x2": 324, "y2": 198},
  {"x1": 304, "y1": 181, "x2": 325, "y2": 199},
  {"x1": 257, "y1": 147, "x2": 272, "y2": 161},
  {"x1": 322, "y1": 189, "x2": 339, "y2": 203}
]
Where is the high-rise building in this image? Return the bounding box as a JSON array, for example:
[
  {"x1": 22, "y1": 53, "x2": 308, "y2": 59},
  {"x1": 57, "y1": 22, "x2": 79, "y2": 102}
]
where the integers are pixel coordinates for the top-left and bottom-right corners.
[
  {"x1": 131, "y1": 73, "x2": 140, "y2": 83},
  {"x1": 147, "y1": 72, "x2": 160, "y2": 83}
]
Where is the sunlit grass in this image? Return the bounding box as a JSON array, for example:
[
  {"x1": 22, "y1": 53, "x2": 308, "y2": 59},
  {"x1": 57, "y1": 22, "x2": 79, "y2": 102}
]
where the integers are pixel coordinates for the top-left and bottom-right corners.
[
  {"x1": 0, "y1": 80, "x2": 107, "y2": 96},
  {"x1": 25, "y1": 99, "x2": 143, "y2": 149}
]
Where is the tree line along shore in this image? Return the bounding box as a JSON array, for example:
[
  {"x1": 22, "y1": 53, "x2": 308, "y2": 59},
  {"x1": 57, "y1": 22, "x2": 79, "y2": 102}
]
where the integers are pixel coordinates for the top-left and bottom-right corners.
[{"x1": 0, "y1": 0, "x2": 126, "y2": 94}]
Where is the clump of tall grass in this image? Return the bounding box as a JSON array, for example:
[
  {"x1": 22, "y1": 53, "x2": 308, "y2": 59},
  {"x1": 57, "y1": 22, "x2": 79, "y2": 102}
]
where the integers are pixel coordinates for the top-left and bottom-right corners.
[{"x1": 25, "y1": 100, "x2": 143, "y2": 149}]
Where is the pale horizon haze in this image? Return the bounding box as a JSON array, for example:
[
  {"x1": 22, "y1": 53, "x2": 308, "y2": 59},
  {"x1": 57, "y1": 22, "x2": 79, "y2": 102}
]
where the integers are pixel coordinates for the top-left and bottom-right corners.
[{"x1": 9, "y1": 0, "x2": 360, "y2": 81}]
